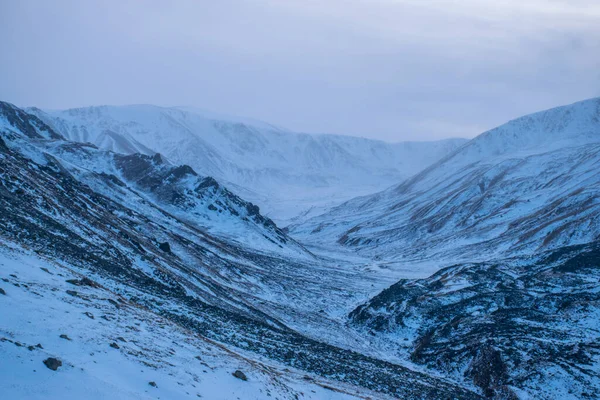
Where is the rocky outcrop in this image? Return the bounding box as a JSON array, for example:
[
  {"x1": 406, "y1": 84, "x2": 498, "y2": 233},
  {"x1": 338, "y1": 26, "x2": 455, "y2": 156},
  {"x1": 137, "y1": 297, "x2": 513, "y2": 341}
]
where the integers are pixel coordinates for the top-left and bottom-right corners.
[
  {"x1": 43, "y1": 357, "x2": 62, "y2": 371},
  {"x1": 349, "y1": 242, "x2": 600, "y2": 398}
]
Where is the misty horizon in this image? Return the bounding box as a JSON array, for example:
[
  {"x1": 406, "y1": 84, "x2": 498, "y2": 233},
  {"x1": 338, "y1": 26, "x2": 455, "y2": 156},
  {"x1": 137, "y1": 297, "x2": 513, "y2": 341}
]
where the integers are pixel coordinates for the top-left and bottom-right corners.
[{"x1": 2, "y1": 0, "x2": 599, "y2": 141}]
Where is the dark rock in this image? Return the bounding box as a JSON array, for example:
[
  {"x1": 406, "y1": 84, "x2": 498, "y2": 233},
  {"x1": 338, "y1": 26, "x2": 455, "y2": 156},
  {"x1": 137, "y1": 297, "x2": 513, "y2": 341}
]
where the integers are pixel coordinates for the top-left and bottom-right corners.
[
  {"x1": 151, "y1": 153, "x2": 163, "y2": 164},
  {"x1": 0, "y1": 287, "x2": 5, "y2": 295},
  {"x1": 40, "y1": 267, "x2": 52, "y2": 274},
  {"x1": 0, "y1": 102, "x2": 64, "y2": 140},
  {"x1": 149, "y1": 381, "x2": 158, "y2": 388},
  {"x1": 170, "y1": 165, "x2": 197, "y2": 179},
  {"x1": 107, "y1": 299, "x2": 120, "y2": 308},
  {"x1": 84, "y1": 312, "x2": 95, "y2": 319},
  {"x1": 109, "y1": 342, "x2": 120, "y2": 349},
  {"x1": 43, "y1": 357, "x2": 62, "y2": 371},
  {"x1": 159, "y1": 242, "x2": 171, "y2": 253},
  {"x1": 66, "y1": 290, "x2": 79, "y2": 297},
  {"x1": 195, "y1": 177, "x2": 219, "y2": 190},
  {"x1": 246, "y1": 203, "x2": 260, "y2": 216},
  {"x1": 59, "y1": 334, "x2": 72, "y2": 341},
  {"x1": 232, "y1": 370, "x2": 248, "y2": 381},
  {"x1": 465, "y1": 345, "x2": 508, "y2": 396},
  {"x1": 66, "y1": 277, "x2": 99, "y2": 288}
]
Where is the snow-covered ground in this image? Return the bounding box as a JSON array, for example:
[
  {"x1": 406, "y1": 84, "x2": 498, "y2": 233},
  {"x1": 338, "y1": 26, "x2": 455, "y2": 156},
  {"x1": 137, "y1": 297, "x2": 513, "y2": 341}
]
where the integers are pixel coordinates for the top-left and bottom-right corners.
[{"x1": 0, "y1": 242, "x2": 386, "y2": 400}]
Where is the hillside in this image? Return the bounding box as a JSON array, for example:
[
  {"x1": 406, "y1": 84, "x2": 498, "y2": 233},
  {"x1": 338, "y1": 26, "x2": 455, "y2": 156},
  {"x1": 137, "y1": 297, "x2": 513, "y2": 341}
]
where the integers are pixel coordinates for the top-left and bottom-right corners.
[
  {"x1": 0, "y1": 101, "x2": 480, "y2": 399},
  {"x1": 291, "y1": 98, "x2": 600, "y2": 264}
]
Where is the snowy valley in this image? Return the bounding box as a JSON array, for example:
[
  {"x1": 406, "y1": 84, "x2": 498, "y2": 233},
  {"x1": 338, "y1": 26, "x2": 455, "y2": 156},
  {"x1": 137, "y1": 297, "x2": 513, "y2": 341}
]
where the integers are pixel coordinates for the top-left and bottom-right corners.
[{"x1": 2, "y1": 97, "x2": 600, "y2": 399}]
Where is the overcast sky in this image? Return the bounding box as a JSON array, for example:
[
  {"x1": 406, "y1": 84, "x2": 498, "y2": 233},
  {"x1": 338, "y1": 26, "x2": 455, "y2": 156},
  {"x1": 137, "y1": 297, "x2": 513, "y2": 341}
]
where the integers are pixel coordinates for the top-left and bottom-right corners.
[{"x1": 1, "y1": 0, "x2": 599, "y2": 141}]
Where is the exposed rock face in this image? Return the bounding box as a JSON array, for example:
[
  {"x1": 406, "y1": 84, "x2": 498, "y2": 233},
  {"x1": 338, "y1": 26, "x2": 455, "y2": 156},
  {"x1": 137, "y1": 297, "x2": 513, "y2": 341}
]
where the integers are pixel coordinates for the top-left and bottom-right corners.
[
  {"x1": 465, "y1": 345, "x2": 509, "y2": 397},
  {"x1": 349, "y1": 242, "x2": 600, "y2": 399},
  {"x1": 43, "y1": 357, "x2": 62, "y2": 371},
  {"x1": 158, "y1": 242, "x2": 171, "y2": 253},
  {"x1": 232, "y1": 370, "x2": 248, "y2": 381},
  {"x1": 113, "y1": 152, "x2": 285, "y2": 237},
  {"x1": 0, "y1": 102, "x2": 64, "y2": 140}
]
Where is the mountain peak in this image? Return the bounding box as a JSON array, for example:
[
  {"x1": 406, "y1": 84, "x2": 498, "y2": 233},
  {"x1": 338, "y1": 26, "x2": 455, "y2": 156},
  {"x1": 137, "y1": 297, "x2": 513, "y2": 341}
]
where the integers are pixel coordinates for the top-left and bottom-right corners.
[{"x1": 456, "y1": 96, "x2": 600, "y2": 162}]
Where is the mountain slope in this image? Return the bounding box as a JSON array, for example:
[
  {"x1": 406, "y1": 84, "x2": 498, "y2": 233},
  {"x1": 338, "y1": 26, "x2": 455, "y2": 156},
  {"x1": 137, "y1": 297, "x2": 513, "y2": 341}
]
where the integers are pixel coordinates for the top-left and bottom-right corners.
[
  {"x1": 348, "y1": 241, "x2": 600, "y2": 399},
  {"x1": 28, "y1": 104, "x2": 467, "y2": 222},
  {"x1": 0, "y1": 102, "x2": 480, "y2": 398},
  {"x1": 0, "y1": 245, "x2": 377, "y2": 400},
  {"x1": 291, "y1": 98, "x2": 600, "y2": 263}
]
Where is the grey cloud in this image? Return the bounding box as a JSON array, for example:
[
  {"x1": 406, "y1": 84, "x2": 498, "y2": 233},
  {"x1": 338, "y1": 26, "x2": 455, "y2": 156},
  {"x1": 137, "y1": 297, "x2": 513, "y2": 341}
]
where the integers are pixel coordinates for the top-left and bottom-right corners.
[{"x1": 1, "y1": 0, "x2": 599, "y2": 141}]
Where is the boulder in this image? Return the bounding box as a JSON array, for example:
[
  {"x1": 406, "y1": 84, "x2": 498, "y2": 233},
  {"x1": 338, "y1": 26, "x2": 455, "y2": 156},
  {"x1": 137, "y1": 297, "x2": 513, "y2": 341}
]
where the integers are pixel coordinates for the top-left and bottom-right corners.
[
  {"x1": 232, "y1": 370, "x2": 248, "y2": 381},
  {"x1": 159, "y1": 242, "x2": 171, "y2": 253},
  {"x1": 43, "y1": 357, "x2": 62, "y2": 371}
]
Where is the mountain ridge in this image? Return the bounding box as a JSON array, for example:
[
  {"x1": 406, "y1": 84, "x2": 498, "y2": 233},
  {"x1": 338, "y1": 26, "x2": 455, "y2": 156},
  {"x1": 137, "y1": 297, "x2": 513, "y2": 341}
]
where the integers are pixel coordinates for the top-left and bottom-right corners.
[
  {"x1": 28, "y1": 104, "x2": 468, "y2": 222},
  {"x1": 291, "y1": 97, "x2": 600, "y2": 264}
]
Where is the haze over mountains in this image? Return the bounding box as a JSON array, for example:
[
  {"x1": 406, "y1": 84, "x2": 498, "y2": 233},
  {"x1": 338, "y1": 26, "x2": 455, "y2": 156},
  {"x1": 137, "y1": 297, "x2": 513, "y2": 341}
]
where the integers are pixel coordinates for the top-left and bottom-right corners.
[
  {"x1": 2, "y1": 97, "x2": 600, "y2": 399},
  {"x1": 29, "y1": 105, "x2": 467, "y2": 223}
]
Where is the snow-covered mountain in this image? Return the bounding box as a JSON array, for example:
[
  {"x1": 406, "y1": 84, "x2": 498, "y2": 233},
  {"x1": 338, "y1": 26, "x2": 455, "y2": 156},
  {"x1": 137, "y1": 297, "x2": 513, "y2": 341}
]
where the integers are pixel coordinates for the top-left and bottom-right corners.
[
  {"x1": 291, "y1": 97, "x2": 600, "y2": 263},
  {"x1": 28, "y1": 105, "x2": 467, "y2": 223},
  {"x1": 278, "y1": 97, "x2": 600, "y2": 399},
  {"x1": 0, "y1": 102, "x2": 480, "y2": 399},
  {"x1": 1, "y1": 102, "x2": 304, "y2": 257},
  {"x1": 5, "y1": 97, "x2": 600, "y2": 400}
]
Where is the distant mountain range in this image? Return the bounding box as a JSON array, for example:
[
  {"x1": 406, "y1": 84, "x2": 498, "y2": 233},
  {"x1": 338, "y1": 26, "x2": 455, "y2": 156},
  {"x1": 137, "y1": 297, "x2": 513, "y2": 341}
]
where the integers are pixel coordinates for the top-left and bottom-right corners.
[{"x1": 28, "y1": 104, "x2": 467, "y2": 223}]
